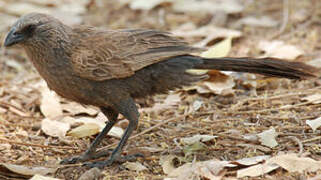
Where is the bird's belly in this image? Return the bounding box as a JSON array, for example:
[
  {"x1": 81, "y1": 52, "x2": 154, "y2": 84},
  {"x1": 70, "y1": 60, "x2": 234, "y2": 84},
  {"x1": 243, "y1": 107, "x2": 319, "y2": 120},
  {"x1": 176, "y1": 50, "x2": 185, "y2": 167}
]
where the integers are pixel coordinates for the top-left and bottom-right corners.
[{"x1": 41, "y1": 70, "x2": 100, "y2": 106}]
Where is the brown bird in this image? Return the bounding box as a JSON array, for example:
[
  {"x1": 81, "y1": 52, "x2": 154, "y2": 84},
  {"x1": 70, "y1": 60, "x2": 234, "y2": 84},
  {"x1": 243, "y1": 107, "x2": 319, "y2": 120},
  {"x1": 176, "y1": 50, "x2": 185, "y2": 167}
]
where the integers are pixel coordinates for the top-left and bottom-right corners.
[{"x1": 3, "y1": 13, "x2": 318, "y2": 168}]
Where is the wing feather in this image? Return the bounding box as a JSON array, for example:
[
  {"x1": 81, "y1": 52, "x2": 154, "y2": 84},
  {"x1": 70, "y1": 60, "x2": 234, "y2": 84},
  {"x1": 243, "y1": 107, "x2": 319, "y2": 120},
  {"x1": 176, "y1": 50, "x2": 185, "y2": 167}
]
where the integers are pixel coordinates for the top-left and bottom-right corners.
[{"x1": 71, "y1": 27, "x2": 203, "y2": 81}]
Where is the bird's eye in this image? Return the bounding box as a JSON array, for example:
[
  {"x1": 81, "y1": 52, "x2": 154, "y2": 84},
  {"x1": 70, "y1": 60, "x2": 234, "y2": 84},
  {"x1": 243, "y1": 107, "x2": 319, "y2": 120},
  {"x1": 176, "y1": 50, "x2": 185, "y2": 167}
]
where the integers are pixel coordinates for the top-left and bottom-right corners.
[{"x1": 21, "y1": 24, "x2": 36, "y2": 34}]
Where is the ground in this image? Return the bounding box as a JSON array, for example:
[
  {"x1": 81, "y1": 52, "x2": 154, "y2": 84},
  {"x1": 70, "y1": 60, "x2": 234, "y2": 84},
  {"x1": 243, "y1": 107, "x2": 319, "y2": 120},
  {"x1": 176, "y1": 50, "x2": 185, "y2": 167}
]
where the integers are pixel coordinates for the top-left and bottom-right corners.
[{"x1": 0, "y1": 0, "x2": 321, "y2": 179}]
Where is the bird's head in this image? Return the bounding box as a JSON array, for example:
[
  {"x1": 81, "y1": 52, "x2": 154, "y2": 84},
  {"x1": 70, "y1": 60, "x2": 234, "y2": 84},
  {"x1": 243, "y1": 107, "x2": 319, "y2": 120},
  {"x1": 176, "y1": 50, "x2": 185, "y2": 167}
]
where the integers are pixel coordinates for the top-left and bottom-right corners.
[{"x1": 4, "y1": 13, "x2": 68, "y2": 47}]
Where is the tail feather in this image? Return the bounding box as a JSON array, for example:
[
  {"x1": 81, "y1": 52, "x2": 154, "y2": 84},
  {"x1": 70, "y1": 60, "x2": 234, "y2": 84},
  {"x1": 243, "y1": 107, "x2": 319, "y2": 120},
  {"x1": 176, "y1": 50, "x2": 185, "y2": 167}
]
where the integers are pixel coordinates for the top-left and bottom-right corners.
[{"x1": 193, "y1": 56, "x2": 318, "y2": 80}]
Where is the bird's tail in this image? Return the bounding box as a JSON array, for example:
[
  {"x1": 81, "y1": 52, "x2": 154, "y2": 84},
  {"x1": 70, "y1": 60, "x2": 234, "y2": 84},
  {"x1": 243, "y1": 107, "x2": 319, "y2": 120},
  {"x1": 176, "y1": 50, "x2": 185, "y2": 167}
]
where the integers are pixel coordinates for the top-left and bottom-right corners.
[{"x1": 192, "y1": 56, "x2": 318, "y2": 80}]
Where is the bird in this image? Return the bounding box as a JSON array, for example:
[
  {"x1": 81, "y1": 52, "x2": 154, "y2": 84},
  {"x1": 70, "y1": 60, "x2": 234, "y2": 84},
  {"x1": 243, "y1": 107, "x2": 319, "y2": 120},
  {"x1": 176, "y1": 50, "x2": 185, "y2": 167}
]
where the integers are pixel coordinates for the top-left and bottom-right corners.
[{"x1": 3, "y1": 13, "x2": 318, "y2": 168}]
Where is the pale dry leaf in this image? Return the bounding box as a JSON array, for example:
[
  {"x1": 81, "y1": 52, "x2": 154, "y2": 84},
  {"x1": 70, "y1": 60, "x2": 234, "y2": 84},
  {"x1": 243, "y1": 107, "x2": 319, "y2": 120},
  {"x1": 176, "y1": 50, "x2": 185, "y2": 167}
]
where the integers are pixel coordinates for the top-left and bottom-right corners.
[
  {"x1": 67, "y1": 123, "x2": 100, "y2": 138},
  {"x1": 233, "y1": 155, "x2": 270, "y2": 166},
  {"x1": 30, "y1": 174, "x2": 61, "y2": 180},
  {"x1": 237, "y1": 163, "x2": 279, "y2": 178},
  {"x1": 78, "y1": 167, "x2": 101, "y2": 180},
  {"x1": 173, "y1": 23, "x2": 242, "y2": 47},
  {"x1": 172, "y1": 0, "x2": 243, "y2": 14},
  {"x1": 268, "y1": 153, "x2": 321, "y2": 173},
  {"x1": 192, "y1": 99, "x2": 203, "y2": 111},
  {"x1": 123, "y1": 162, "x2": 147, "y2": 172},
  {"x1": 160, "y1": 155, "x2": 177, "y2": 174},
  {"x1": 61, "y1": 102, "x2": 98, "y2": 116},
  {"x1": 41, "y1": 118, "x2": 70, "y2": 138},
  {"x1": 307, "y1": 58, "x2": 321, "y2": 68},
  {"x1": 302, "y1": 94, "x2": 321, "y2": 104},
  {"x1": 258, "y1": 40, "x2": 303, "y2": 60},
  {"x1": 168, "y1": 160, "x2": 235, "y2": 180},
  {"x1": 143, "y1": 93, "x2": 181, "y2": 112},
  {"x1": 0, "y1": 163, "x2": 56, "y2": 176},
  {"x1": 201, "y1": 37, "x2": 232, "y2": 58},
  {"x1": 203, "y1": 76, "x2": 235, "y2": 95},
  {"x1": 237, "y1": 16, "x2": 278, "y2": 27},
  {"x1": 40, "y1": 87, "x2": 63, "y2": 119},
  {"x1": 257, "y1": 128, "x2": 278, "y2": 148},
  {"x1": 306, "y1": 116, "x2": 321, "y2": 132},
  {"x1": 74, "y1": 115, "x2": 124, "y2": 138},
  {"x1": 129, "y1": 0, "x2": 171, "y2": 10},
  {"x1": 181, "y1": 134, "x2": 217, "y2": 145}
]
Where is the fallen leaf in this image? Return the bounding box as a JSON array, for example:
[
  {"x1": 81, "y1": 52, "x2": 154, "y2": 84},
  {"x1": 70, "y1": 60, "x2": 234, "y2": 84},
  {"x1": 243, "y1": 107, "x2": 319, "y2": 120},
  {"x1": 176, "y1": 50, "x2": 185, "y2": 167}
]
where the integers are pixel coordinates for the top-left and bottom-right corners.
[
  {"x1": 61, "y1": 102, "x2": 98, "y2": 116},
  {"x1": 257, "y1": 128, "x2": 278, "y2": 148},
  {"x1": 203, "y1": 77, "x2": 235, "y2": 95},
  {"x1": 181, "y1": 134, "x2": 217, "y2": 145},
  {"x1": 30, "y1": 174, "x2": 61, "y2": 180},
  {"x1": 160, "y1": 155, "x2": 177, "y2": 174},
  {"x1": 236, "y1": 16, "x2": 278, "y2": 27},
  {"x1": 78, "y1": 167, "x2": 101, "y2": 180},
  {"x1": 128, "y1": 0, "x2": 170, "y2": 10},
  {"x1": 40, "y1": 87, "x2": 63, "y2": 119},
  {"x1": 173, "y1": 23, "x2": 242, "y2": 47},
  {"x1": 307, "y1": 58, "x2": 321, "y2": 68},
  {"x1": 123, "y1": 162, "x2": 147, "y2": 172},
  {"x1": 268, "y1": 153, "x2": 321, "y2": 173},
  {"x1": 237, "y1": 163, "x2": 279, "y2": 178},
  {"x1": 258, "y1": 40, "x2": 303, "y2": 60},
  {"x1": 0, "y1": 163, "x2": 56, "y2": 177},
  {"x1": 306, "y1": 116, "x2": 321, "y2": 132},
  {"x1": 67, "y1": 123, "x2": 100, "y2": 138},
  {"x1": 172, "y1": 0, "x2": 243, "y2": 14},
  {"x1": 168, "y1": 160, "x2": 235, "y2": 180},
  {"x1": 302, "y1": 94, "x2": 321, "y2": 104},
  {"x1": 41, "y1": 118, "x2": 70, "y2": 138},
  {"x1": 233, "y1": 155, "x2": 270, "y2": 166},
  {"x1": 201, "y1": 37, "x2": 232, "y2": 58}
]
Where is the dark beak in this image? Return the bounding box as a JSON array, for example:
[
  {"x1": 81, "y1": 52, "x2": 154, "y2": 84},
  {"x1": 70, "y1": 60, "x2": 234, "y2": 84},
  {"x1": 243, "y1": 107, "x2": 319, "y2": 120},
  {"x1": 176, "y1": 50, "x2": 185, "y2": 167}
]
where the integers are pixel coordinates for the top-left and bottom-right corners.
[{"x1": 4, "y1": 28, "x2": 24, "y2": 47}]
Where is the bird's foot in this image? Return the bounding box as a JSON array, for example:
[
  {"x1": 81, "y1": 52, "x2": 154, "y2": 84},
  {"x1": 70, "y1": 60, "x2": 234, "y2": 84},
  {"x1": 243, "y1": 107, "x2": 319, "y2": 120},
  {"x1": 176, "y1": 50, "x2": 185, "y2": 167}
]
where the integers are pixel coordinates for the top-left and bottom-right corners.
[
  {"x1": 60, "y1": 149, "x2": 113, "y2": 164},
  {"x1": 84, "y1": 153, "x2": 144, "y2": 168}
]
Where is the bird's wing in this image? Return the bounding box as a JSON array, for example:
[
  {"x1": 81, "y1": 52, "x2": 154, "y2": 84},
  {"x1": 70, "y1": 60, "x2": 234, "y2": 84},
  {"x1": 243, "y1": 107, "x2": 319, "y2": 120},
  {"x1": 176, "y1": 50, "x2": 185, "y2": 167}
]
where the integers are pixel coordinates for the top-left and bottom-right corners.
[{"x1": 71, "y1": 28, "x2": 203, "y2": 81}]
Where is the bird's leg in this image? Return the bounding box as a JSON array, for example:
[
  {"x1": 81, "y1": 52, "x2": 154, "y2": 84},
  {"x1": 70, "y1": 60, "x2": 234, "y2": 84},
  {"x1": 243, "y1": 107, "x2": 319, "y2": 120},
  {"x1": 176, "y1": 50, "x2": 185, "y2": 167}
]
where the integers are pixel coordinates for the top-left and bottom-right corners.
[
  {"x1": 61, "y1": 107, "x2": 118, "y2": 164},
  {"x1": 85, "y1": 98, "x2": 143, "y2": 168}
]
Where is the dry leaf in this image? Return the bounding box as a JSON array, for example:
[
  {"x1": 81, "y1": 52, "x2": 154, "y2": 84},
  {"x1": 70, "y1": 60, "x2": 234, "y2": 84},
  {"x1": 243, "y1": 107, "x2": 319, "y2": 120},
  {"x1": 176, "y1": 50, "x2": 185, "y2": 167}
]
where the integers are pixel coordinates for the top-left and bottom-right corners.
[
  {"x1": 143, "y1": 93, "x2": 181, "y2": 112},
  {"x1": 172, "y1": 0, "x2": 243, "y2": 14},
  {"x1": 30, "y1": 175, "x2": 61, "y2": 180},
  {"x1": 160, "y1": 155, "x2": 177, "y2": 174},
  {"x1": 233, "y1": 155, "x2": 270, "y2": 166},
  {"x1": 40, "y1": 87, "x2": 63, "y2": 119},
  {"x1": 203, "y1": 77, "x2": 235, "y2": 95},
  {"x1": 0, "y1": 163, "x2": 56, "y2": 177},
  {"x1": 128, "y1": 0, "x2": 170, "y2": 10},
  {"x1": 306, "y1": 117, "x2": 321, "y2": 132},
  {"x1": 201, "y1": 37, "x2": 232, "y2": 58},
  {"x1": 123, "y1": 162, "x2": 147, "y2": 172},
  {"x1": 61, "y1": 102, "x2": 98, "y2": 116},
  {"x1": 67, "y1": 123, "x2": 100, "y2": 138},
  {"x1": 307, "y1": 58, "x2": 321, "y2": 68},
  {"x1": 181, "y1": 134, "x2": 217, "y2": 145},
  {"x1": 236, "y1": 16, "x2": 278, "y2": 27},
  {"x1": 258, "y1": 40, "x2": 303, "y2": 60},
  {"x1": 173, "y1": 23, "x2": 242, "y2": 47},
  {"x1": 78, "y1": 167, "x2": 101, "y2": 180},
  {"x1": 268, "y1": 154, "x2": 321, "y2": 173},
  {"x1": 168, "y1": 160, "x2": 235, "y2": 180},
  {"x1": 41, "y1": 118, "x2": 70, "y2": 138},
  {"x1": 257, "y1": 128, "x2": 278, "y2": 148},
  {"x1": 302, "y1": 94, "x2": 321, "y2": 104},
  {"x1": 237, "y1": 163, "x2": 279, "y2": 178}
]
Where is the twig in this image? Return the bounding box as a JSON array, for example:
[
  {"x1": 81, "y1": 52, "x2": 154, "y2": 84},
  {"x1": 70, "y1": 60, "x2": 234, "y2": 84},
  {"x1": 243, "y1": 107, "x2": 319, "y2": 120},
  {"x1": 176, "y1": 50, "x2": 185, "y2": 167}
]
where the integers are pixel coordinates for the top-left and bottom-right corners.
[
  {"x1": 301, "y1": 136, "x2": 321, "y2": 143},
  {"x1": 0, "y1": 138, "x2": 78, "y2": 150},
  {"x1": 287, "y1": 136, "x2": 303, "y2": 156}
]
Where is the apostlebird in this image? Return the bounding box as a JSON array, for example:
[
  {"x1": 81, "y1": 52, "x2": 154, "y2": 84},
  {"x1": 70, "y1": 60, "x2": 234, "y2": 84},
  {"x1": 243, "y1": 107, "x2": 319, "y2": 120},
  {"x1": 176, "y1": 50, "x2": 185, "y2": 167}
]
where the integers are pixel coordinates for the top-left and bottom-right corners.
[{"x1": 3, "y1": 13, "x2": 318, "y2": 168}]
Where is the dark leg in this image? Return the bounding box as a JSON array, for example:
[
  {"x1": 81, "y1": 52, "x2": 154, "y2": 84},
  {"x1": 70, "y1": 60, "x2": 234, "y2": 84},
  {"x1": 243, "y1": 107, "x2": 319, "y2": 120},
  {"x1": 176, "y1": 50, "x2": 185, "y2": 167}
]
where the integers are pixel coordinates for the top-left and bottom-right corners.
[
  {"x1": 61, "y1": 107, "x2": 119, "y2": 164},
  {"x1": 85, "y1": 97, "x2": 141, "y2": 168}
]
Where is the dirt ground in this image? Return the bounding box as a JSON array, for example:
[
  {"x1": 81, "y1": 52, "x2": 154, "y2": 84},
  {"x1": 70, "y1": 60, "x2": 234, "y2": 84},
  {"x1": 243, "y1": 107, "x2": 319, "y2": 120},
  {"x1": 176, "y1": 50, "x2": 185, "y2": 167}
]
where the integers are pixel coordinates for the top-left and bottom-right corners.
[{"x1": 0, "y1": 0, "x2": 321, "y2": 179}]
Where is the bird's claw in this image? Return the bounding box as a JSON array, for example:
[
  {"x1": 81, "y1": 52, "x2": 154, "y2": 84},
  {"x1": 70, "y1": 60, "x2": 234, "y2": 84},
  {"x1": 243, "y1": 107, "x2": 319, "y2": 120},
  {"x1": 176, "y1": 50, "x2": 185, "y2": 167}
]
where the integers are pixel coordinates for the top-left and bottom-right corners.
[{"x1": 83, "y1": 153, "x2": 144, "y2": 168}]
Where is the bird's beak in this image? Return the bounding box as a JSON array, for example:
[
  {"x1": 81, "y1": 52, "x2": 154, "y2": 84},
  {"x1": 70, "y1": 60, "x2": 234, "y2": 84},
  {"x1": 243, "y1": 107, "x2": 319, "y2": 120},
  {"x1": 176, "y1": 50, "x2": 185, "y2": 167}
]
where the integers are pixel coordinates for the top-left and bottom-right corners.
[{"x1": 4, "y1": 28, "x2": 24, "y2": 47}]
